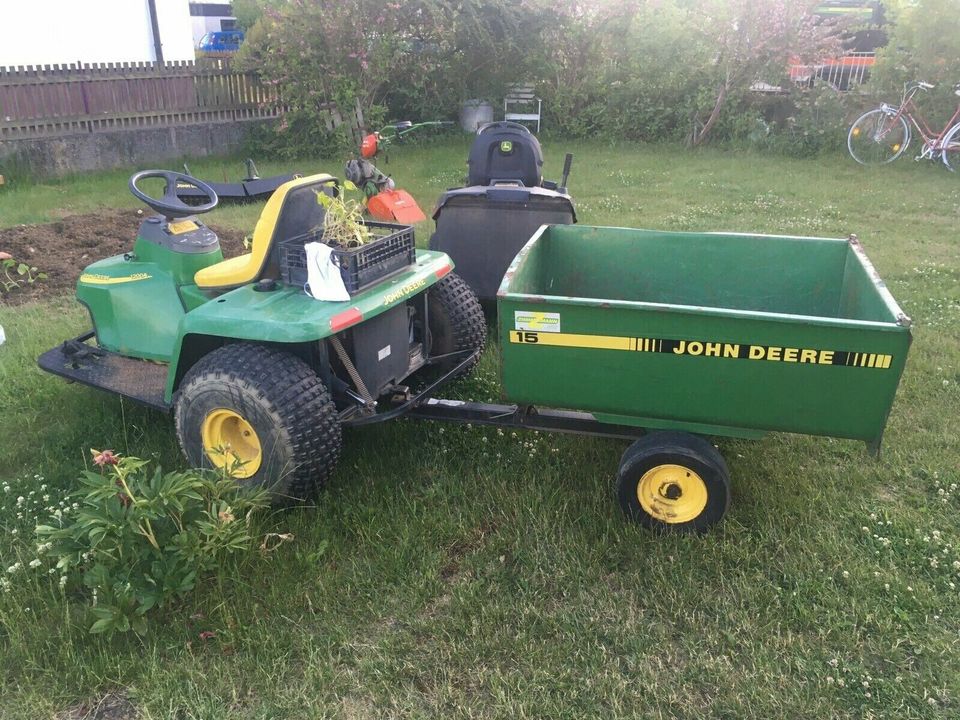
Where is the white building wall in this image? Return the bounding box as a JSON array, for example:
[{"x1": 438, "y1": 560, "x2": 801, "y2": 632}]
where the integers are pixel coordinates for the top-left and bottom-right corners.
[
  {"x1": 192, "y1": 16, "x2": 224, "y2": 46},
  {"x1": 0, "y1": 0, "x2": 195, "y2": 67}
]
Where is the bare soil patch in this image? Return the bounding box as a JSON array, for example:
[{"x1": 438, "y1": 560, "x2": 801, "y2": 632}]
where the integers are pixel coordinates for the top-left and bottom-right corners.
[{"x1": 0, "y1": 209, "x2": 246, "y2": 306}]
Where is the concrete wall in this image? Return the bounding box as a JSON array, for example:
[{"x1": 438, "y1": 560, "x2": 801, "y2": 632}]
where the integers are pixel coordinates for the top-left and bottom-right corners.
[
  {"x1": 0, "y1": 119, "x2": 272, "y2": 178},
  {"x1": 1, "y1": 0, "x2": 195, "y2": 66}
]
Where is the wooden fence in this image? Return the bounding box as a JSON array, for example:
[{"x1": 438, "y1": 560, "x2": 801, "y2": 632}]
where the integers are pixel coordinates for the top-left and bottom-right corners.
[{"x1": 0, "y1": 59, "x2": 363, "y2": 142}]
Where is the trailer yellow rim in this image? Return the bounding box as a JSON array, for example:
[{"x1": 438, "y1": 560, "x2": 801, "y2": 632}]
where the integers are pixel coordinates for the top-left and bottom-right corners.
[
  {"x1": 201, "y1": 408, "x2": 262, "y2": 478},
  {"x1": 637, "y1": 464, "x2": 708, "y2": 524}
]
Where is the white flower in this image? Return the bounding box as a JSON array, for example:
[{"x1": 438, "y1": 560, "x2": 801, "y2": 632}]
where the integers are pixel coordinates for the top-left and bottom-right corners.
[
  {"x1": 842, "y1": 570, "x2": 850, "y2": 578},
  {"x1": 58, "y1": 575, "x2": 67, "y2": 589},
  {"x1": 6, "y1": 563, "x2": 21, "y2": 574},
  {"x1": 28, "y1": 559, "x2": 41, "y2": 569}
]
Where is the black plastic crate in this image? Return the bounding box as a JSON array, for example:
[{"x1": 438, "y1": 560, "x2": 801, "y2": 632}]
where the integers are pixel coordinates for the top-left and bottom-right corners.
[{"x1": 278, "y1": 221, "x2": 415, "y2": 295}]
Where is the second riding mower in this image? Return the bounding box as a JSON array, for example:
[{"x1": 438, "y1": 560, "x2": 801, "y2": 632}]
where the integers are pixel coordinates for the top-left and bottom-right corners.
[
  {"x1": 429, "y1": 121, "x2": 576, "y2": 305},
  {"x1": 345, "y1": 120, "x2": 453, "y2": 224}
]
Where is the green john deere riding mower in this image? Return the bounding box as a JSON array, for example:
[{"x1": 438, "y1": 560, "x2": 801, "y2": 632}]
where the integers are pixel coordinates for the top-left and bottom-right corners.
[{"x1": 39, "y1": 170, "x2": 485, "y2": 501}]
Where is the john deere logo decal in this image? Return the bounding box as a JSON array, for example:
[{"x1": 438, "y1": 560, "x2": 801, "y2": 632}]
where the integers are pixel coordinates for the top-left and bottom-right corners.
[{"x1": 500, "y1": 140, "x2": 513, "y2": 153}]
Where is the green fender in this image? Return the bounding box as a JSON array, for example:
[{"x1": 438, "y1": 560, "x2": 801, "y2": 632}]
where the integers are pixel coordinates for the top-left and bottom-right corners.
[{"x1": 163, "y1": 249, "x2": 452, "y2": 402}]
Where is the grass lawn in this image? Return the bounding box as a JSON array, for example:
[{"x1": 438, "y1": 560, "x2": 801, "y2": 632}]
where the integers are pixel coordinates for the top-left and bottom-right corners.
[{"x1": 0, "y1": 140, "x2": 958, "y2": 718}]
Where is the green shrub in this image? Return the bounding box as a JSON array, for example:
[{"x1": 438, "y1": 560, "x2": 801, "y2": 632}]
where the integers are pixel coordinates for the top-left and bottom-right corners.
[
  {"x1": 36, "y1": 452, "x2": 269, "y2": 635},
  {"x1": 866, "y1": 0, "x2": 960, "y2": 125},
  {"x1": 756, "y1": 86, "x2": 855, "y2": 158},
  {"x1": 244, "y1": 115, "x2": 356, "y2": 161}
]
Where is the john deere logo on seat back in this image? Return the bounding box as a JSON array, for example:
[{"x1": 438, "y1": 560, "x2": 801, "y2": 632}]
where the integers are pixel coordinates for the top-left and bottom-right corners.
[{"x1": 500, "y1": 140, "x2": 514, "y2": 154}]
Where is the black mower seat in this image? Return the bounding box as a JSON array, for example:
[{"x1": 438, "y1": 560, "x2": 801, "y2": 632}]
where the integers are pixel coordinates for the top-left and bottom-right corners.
[
  {"x1": 467, "y1": 122, "x2": 544, "y2": 188},
  {"x1": 194, "y1": 173, "x2": 337, "y2": 290}
]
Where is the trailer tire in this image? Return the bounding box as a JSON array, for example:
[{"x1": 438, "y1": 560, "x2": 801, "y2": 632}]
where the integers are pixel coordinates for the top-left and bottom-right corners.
[
  {"x1": 615, "y1": 432, "x2": 730, "y2": 534},
  {"x1": 174, "y1": 343, "x2": 341, "y2": 503},
  {"x1": 427, "y1": 272, "x2": 486, "y2": 380}
]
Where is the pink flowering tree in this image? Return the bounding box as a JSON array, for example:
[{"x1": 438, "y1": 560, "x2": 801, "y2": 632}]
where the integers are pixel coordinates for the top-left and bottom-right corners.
[{"x1": 239, "y1": 0, "x2": 558, "y2": 153}]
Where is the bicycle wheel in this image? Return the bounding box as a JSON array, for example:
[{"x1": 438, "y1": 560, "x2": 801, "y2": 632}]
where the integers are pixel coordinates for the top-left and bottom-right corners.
[
  {"x1": 848, "y1": 109, "x2": 910, "y2": 165},
  {"x1": 941, "y1": 122, "x2": 960, "y2": 172}
]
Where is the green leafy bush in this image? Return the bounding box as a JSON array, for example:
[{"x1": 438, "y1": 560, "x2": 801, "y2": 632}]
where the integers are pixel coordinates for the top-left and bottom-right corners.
[
  {"x1": 866, "y1": 0, "x2": 960, "y2": 125},
  {"x1": 754, "y1": 86, "x2": 854, "y2": 158},
  {"x1": 36, "y1": 452, "x2": 269, "y2": 635}
]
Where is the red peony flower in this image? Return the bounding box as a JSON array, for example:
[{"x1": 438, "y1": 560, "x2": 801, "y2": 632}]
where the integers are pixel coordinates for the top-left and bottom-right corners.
[{"x1": 92, "y1": 450, "x2": 118, "y2": 467}]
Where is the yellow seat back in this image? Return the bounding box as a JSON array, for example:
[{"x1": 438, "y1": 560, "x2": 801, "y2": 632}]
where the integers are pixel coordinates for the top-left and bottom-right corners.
[{"x1": 194, "y1": 173, "x2": 337, "y2": 290}]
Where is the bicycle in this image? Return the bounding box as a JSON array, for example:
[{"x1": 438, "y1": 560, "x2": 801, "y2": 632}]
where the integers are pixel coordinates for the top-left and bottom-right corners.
[{"x1": 847, "y1": 81, "x2": 960, "y2": 170}]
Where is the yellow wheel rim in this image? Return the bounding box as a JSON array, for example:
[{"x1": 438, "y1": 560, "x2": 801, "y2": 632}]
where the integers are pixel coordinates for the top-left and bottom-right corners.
[
  {"x1": 200, "y1": 408, "x2": 262, "y2": 478},
  {"x1": 636, "y1": 464, "x2": 708, "y2": 524}
]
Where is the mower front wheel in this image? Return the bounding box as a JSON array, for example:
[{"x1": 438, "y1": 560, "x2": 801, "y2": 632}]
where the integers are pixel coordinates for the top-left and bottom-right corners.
[{"x1": 174, "y1": 343, "x2": 341, "y2": 502}]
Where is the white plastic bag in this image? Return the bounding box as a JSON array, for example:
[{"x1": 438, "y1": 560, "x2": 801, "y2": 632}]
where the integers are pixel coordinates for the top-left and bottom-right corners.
[{"x1": 304, "y1": 242, "x2": 350, "y2": 302}]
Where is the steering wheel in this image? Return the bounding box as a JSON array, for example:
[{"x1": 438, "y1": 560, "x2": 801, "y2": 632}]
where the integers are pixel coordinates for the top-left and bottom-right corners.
[{"x1": 128, "y1": 170, "x2": 218, "y2": 219}]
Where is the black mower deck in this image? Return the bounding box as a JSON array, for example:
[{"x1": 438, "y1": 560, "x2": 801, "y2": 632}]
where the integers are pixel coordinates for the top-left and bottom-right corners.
[
  {"x1": 176, "y1": 174, "x2": 301, "y2": 205},
  {"x1": 37, "y1": 332, "x2": 171, "y2": 412}
]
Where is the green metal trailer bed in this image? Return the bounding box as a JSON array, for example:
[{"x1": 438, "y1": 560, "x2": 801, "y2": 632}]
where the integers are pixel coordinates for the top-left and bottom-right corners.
[{"x1": 481, "y1": 225, "x2": 912, "y2": 531}]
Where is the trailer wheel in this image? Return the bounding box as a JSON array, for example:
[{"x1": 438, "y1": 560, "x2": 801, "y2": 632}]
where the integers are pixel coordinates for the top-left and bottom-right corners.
[
  {"x1": 174, "y1": 343, "x2": 341, "y2": 503},
  {"x1": 615, "y1": 432, "x2": 730, "y2": 533},
  {"x1": 427, "y1": 272, "x2": 486, "y2": 379}
]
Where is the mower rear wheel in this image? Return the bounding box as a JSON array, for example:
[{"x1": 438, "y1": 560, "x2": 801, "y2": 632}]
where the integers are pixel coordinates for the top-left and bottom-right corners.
[
  {"x1": 174, "y1": 343, "x2": 341, "y2": 502},
  {"x1": 427, "y1": 272, "x2": 486, "y2": 380}
]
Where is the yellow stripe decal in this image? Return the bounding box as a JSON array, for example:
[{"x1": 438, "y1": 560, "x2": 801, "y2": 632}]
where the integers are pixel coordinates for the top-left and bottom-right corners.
[
  {"x1": 510, "y1": 330, "x2": 632, "y2": 350},
  {"x1": 79, "y1": 272, "x2": 152, "y2": 285},
  {"x1": 509, "y1": 331, "x2": 895, "y2": 370}
]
